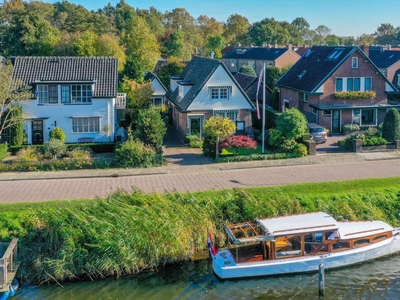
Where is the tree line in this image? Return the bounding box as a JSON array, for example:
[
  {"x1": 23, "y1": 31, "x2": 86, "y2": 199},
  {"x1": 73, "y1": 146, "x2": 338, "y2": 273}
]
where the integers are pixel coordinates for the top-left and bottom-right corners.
[{"x1": 1, "y1": 0, "x2": 400, "y2": 83}]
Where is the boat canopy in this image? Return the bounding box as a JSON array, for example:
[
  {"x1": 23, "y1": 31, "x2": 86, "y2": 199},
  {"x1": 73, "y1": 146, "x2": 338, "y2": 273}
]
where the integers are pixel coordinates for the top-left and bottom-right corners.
[
  {"x1": 226, "y1": 212, "x2": 339, "y2": 244},
  {"x1": 338, "y1": 220, "x2": 393, "y2": 240}
]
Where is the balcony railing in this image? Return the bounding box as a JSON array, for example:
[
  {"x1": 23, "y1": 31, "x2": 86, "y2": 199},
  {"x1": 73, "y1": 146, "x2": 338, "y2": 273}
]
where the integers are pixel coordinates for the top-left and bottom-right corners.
[{"x1": 116, "y1": 93, "x2": 127, "y2": 109}]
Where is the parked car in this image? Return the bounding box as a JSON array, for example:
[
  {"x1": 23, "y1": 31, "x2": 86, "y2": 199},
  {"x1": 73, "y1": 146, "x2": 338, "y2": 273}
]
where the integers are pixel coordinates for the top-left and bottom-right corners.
[{"x1": 308, "y1": 123, "x2": 328, "y2": 144}]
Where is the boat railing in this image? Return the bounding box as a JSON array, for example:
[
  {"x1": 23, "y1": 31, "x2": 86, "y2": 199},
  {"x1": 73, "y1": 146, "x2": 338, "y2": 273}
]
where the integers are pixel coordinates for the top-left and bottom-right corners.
[{"x1": 0, "y1": 238, "x2": 19, "y2": 291}]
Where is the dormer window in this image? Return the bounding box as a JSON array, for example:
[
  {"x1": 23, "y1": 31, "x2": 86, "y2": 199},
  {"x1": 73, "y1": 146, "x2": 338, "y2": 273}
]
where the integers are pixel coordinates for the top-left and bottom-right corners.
[
  {"x1": 37, "y1": 84, "x2": 92, "y2": 104},
  {"x1": 37, "y1": 85, "x2": 58, "y2": 104},
  {"x1": 352, "y1": 57, "x2": 358, "y2": 68}
]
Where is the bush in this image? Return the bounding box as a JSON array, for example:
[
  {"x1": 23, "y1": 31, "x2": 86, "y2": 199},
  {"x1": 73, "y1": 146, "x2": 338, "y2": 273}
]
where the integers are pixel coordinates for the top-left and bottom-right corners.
[
  {"x1": 0, "y1": 143, "x2": 7, "y2": 160},
  {"x1": 185, "y1": 134, "x2": 203, "y2": 148},
  {"x1": 49, "y1": 128, "x2": 66, "y2": 143},
  {"x1": 382, "y1": 108, "x2": 400, "y2": 142},
  {"x1": 16, "y1": 146, "x2": 42, "y2": 161},
  {"x1": 67, "y1": 147, "x2": 92, "y2": 159},
  {"x1": 343, "y1": 123, "x2": 360, "y2": 131},
  {"x1": 115, "y1": 138, "x2": 163, "y2": 168},
  {"x1": 293, "y1": 143, "x2": 308, "y2": 157},
  {"x1": 44, "y1": 139, "x2": 67, "y2": 159},
  {"x1": 201, "y1": 135, "x2": 217, "y2": 158},
  {"x1": 219, "y1": 135, "x2": 257, "y2": 155},
  {"x1": 362, "y1": 136, "x2": 387, "y2": 146}
]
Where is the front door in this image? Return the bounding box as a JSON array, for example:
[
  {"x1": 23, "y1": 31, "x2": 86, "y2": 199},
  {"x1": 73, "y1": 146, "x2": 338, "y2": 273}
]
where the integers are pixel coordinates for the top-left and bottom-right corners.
[
  {"x1": 32, "y1": 119, "x2": 44, "y2": 144},
  {"x1": 190, "y1": 117, "x2": 202, "y2": 136},
  {"x1": 331, "y1": 110, "x2": 341, "y2": 134}
]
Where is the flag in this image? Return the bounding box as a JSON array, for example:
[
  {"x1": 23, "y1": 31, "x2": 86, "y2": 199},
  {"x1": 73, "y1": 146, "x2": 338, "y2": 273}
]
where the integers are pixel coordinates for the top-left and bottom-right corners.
[
  {"x1": 207, "y1": 232, "x2": 218, "y2": 260},
  {"x1": 255, "y1": 66, "x2": 264, "y2": 120}
]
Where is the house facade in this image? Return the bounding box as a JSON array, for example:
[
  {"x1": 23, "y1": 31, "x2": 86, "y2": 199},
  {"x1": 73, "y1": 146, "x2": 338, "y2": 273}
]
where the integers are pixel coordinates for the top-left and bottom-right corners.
[
  {"x1": 222, "y1": 45, "x2": 300, "y2": 75},
  {"x1": 11, "y1": 56, "x2": 126, "y2": 144},
  {"x1": 165, "y1": 56, "x2": 255, "y2": 142},
  {"x1": 144, "y1": 72, "x2": 167, "y2": 107},
  {"x1": 276, "y1": 46, "x2": 400, "y2": 134}
]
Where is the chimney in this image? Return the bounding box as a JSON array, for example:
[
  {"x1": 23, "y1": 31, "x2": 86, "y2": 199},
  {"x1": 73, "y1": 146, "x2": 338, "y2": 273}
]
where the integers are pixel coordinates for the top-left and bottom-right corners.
[
  {"x1": 360, "y1": 44, "x2": 369, "y2": 57},
  {"x1": 287, "y1": 44, "x2": 292, "y2": 52}
]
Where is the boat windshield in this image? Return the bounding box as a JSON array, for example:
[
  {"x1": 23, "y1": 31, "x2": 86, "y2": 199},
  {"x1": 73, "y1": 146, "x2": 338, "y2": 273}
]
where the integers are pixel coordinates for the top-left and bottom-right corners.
[{"x1": 225, "y1": 222, "x2": 264, "y2": 243}]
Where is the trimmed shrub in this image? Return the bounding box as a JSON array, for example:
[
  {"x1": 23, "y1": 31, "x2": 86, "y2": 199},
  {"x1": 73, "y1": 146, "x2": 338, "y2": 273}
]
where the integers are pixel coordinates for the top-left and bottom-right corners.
[
  {"x1": 382, "y1": 108, "x2": 400, "y2": 142},
  {"x1": 49, "y1": 127, "x2": 66, "y2": 143},
  {"x1": 219, "y1": 135, "x2": 257, "y2": 155},
  {"x1": 185, "y1": 134, "x2": 202, "y2": 148},
  {"x1": 293, "y1": 143, "x2": 308, "y2": 157}
]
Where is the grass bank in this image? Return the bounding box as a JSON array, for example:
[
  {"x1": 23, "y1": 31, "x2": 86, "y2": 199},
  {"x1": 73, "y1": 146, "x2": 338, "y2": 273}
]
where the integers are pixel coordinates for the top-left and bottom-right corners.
[{"x1": 2, "y1": 177, "x2": 400, "y2": 284}]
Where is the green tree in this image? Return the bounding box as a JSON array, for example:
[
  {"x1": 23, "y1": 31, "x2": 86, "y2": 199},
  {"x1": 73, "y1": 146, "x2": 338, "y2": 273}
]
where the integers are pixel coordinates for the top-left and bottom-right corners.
[
  {"x1": 204, "y1": 34, "x2": 226, "y2": 58},
  {"x1": 203, "y1": 115, "x2": 236, "y2": 159},
  {"x1": 165, "y1": 30, "x2": 191, "y2": 60},
  {"x1": 325, "y1": 34, "x2": 340, "y2": 45},
  {"x1": 382, "y1": 108, "x2": 400, "y2": 142},
  {"x1": 223, "y1": 14, "x2": 250, "y2": 45},
  {"x1": 249, "y1": 18, "x2": 294, "y2": 46},
  {"x1": 375, "y1": 23, "x2": 397, "y2": 45},
  {"x1": 239, "y1": 65, "x2": 256, "y2": 76},
  {"x1": 9, "y1": 105, "x2": 23, "y2": 146},
  {"x1": 0, "y1": 61, "x2": 30, "y2": 143},
  {"x1": 134, "y1": 107, "x2": 167, "y2": 154},
  {"x1": 1, "y1": 9, "x2": 61, "y2": 56},
  {"x1": 123, "y1": 15, "x2": 160, "y2": 81},
  {"x1": 156, "y1": 59, "x2": 185, "y2": 89}
]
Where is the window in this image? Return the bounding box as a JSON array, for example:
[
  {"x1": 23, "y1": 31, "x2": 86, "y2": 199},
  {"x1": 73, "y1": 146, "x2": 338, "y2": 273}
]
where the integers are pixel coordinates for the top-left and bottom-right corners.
[
  {"x1": 230, "y1": 59, "x2": 236, "y2": 68},
  {"x1": 210, "y1": 87, "x2": 230, "y2": 100},
  {"x1": 72, "y1": 117, "x2": 100, "y2": 133},
  {"x1": 336, "y1": 77, "x2": 372, "y2": 92},
  {"x1": 38, "y1": 85, "x2": 58, "y2": 104},
  {"x1": 61, "y1": 85, "x2": 71, "y2": 103},
  {"x1": 153, "y1": 97, "x2": 163, "y2": 106},
  {"x1": 213, "y1": 110, "x2": 238, "y2": 122},
  {"x1": 352, "y1": 57, "x2": 358, "y2": 68},
  {"x1": 303, "y1": 94, "x2": 308, "y2": 103},
  {"x1": 354, "y1": 239, "x2": 370, "y2": 247},
  {"x1": 312, "y1": 107, "x2": 317, "y2": 114},
  {"x1": 322, "y1": 110, "x2": 332, "y2": 116},
  {"x1": 284, "y1": 99, "x2": 290, "y2": 110},
  {"x1": 336, "y1": 78, "x2": 343, "y2": 92},
  {"x1": 179, "y1": 85, "x2": 184, "y2": 98},
  {"x1": 352, "y1": 109, "x2": 376, "y2": 126},
  {"x1": 373, "y1": 235, "x2": 388, "y2": 242},
  {"x1": 71, "y1": 85, "x2": 92, "y2": 103},
  {"x1": 327, "y1": 48, "x2": 344, "y2": 60},
  {"x1": 365, "y1": 78, "x2": 372, "y2": 90}
]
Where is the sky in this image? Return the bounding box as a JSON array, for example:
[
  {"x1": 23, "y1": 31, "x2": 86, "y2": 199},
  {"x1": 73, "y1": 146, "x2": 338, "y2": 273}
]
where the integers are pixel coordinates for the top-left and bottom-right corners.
[{"x1": 59, "y1": 0, "x2": 400, "y2": 38}]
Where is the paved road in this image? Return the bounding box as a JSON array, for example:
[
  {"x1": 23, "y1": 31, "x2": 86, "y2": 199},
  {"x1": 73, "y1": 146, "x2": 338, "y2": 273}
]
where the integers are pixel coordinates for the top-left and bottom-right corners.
[{"x1": 2, "y1": 151, "x2": 400, "y2": 203}]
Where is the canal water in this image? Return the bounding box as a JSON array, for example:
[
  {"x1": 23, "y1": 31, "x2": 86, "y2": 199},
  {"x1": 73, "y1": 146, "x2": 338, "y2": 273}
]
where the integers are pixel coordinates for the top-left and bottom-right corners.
[{"x1": 13, "y1": 254, "x2": 400, "y2": 299}]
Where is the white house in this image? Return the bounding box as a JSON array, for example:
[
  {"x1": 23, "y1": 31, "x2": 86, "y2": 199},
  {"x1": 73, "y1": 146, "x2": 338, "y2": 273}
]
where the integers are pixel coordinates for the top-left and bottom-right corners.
[
  {"x1": 11, "y1": 56, "x2": 126, "y2": 144},
  {"x1": 144, "y1": 72, "x2": 167, "y2": 107},
  {"x1": 165, "y1": 56, "x2": 255, "y2": 142}
]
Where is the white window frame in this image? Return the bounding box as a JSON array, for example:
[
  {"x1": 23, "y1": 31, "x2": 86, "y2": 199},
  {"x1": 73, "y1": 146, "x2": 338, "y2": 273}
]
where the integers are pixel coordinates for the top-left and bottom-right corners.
[
  {"x1": 213, "y1": 110, "x2": 238, "y2": 122},
  {"x1": 71, "y1": 84, "x2": 92, "y2": 103},
  {"x1": 335, "y1": 77, "x2": 372, "y2": 92},
  {"x1": 72, "y1": 117, "x2": 100, "y2": 133},
  {"x1": 352, "y1": 57, "x2": 358, "y2": 68},
  {"x1": 209, "y1": 86, "x2": 231, "y2": 100},
  {"x1": 283, "y1": 99, "x2": 290, "y2": 111},
  {"x1": 37, "y1": 85, "x2": 58, "y2": 104},
  {"x1": 230, "y1": 59, "x2": 236, "y2": 68}
]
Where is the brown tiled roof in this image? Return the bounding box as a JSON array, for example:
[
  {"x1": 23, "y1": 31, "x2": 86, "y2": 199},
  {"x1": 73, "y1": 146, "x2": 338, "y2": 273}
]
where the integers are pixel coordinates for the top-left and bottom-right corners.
[{"x1": 11, "y1": 56, "x2": 118, "y2": 97}]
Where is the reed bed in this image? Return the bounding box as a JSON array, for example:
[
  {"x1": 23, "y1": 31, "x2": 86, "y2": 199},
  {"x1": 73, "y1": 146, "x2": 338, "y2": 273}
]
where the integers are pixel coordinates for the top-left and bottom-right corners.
[{"x1": 1, "y1": 177, "x2": 400, "y2": 284}]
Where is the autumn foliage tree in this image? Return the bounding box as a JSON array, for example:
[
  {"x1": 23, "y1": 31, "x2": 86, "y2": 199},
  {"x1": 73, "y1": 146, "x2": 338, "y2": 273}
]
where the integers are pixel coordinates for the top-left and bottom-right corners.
[
  {"x1": 203, "y1": 115, "x2": 236, "y2": 159},
  {"x1": 219, "y1": 135, "x2": 257, "y2": 155}
]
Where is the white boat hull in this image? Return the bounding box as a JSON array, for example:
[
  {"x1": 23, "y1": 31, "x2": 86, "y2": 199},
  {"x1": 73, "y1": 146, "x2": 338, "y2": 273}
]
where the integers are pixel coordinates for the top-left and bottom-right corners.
[{"x1": 213, "y1": 232, "x2": 400, "y2": 279}]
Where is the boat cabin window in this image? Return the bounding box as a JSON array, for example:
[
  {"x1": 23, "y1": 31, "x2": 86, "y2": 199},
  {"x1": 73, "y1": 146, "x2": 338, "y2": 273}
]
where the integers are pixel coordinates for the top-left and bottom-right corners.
[
  {"x1": 373, "y1": 235, "x2": 387, "y2": 243},
  {"x1": 304, "y1": 232, "x2": 328, "y2": 254},
  {"x1": 275, "y1": 235, "x2": 302, "y2": 258},
  {"x1": 353, "y1": 238, "x2": 370, "y2": 247},
  {"x1": 332, "y1": 241, "x2": 350, "y2": 251}
]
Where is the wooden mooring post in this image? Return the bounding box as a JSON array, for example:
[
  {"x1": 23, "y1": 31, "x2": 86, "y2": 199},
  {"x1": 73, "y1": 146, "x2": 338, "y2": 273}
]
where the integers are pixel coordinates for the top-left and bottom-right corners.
[{"x1": 0, "y1": 238, "x2": 20, "y2": 293}]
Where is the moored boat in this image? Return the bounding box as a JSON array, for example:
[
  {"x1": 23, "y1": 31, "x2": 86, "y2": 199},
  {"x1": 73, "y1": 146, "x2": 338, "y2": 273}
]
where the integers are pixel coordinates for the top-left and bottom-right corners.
[{"x1": 211, "y1": 212, "x2": 400, "y2": 279}]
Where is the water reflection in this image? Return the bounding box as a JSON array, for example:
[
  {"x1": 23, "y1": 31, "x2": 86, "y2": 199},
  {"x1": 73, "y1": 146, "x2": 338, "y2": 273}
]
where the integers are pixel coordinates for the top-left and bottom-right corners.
[{"x1": 14, "y1": 254, "x2": 400, "y2": 300}]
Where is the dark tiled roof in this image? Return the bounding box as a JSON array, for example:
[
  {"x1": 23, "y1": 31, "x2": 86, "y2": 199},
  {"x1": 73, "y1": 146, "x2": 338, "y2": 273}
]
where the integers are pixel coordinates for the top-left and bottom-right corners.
[
  {"x1": 234, "y1": 72, "x2": 257, "y2": 90},
  {"x1": 11, "y1": 56, "x2": 118, "y2": 97},
  {"x1": 166, "y1": 56, "x2": 253, "y2": 111},
  {"x1": 223, "y1": 47, "x2": 289, "y2": 60},
  {"x1": 369, "y1": 50, "x2": 400, "y2": 68},
  {"x1": 276, "y1": 46, "x2": 358, "y2": 92}
]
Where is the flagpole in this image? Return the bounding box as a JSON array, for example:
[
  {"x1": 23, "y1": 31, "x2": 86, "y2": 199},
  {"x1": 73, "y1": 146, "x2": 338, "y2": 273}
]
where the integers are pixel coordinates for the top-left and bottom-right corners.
[{"x1": 262, "y1": 63, "x2": 266, "y2": 154}]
